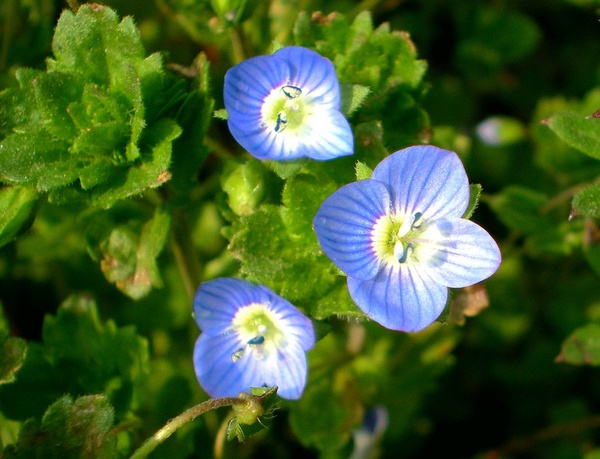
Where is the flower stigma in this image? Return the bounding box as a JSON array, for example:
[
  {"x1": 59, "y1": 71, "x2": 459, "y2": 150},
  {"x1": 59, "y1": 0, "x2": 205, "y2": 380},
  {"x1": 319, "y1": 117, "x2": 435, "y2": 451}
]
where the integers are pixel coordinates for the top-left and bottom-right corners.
[
  {"x1": 371, "y1": 212, "x2": 428, "y2": 266},
  {"x1": 231, "y1": 303, "x2": 286, "y2": 362},
  {"x1": 262, "y1": 84, "x2": 308, "y2": 134}
]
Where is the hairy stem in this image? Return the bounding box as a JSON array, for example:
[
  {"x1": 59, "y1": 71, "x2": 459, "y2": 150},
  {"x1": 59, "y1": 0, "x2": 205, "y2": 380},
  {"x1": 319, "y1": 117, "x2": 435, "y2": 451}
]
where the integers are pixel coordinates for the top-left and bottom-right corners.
[{"x1": 129, "y1": 397, "x2": 244, "y2": 459}]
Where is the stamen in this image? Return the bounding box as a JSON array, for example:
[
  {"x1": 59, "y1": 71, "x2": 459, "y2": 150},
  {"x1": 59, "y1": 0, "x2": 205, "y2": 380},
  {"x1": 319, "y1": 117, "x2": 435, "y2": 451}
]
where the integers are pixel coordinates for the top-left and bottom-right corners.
[
  {"x1": 274, "y1": 111, "x2": 288, "y2": 132},
  {"x1": 281, "y1": 85, "x2": 302, "y2": 99},
  {"x1": 247, "y1": 335, "x2": 265, "y2": 346},
  {"x1": 231, "y1": 348, "x2": 245, "y2": 362},
  {"x1": 397, "y1": 242, "x2": 414, "y2": 263},
  {"x1": 411, "y1": 212, "x2": 424, "y2": 229}
]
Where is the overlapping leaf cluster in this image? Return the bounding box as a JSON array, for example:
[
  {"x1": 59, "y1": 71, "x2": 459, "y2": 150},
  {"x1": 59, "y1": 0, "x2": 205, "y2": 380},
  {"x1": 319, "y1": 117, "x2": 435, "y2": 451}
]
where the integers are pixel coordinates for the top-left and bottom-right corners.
[{"x1": 0, "y1": 4, "x2": 213, "y2": 298}]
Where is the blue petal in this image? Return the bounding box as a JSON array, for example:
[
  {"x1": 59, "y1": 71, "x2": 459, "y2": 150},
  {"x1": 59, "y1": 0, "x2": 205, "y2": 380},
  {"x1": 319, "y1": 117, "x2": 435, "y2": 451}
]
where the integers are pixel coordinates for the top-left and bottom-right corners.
[
  {"x1": 224, "y1": 54, "x2": 290, "y2": 160},
  {"x1": 227, "y1": 108, "x2": 353, "y2": 161},
  {"x1": 193, "y1": 332, "x2": 249, "y2": 398},
  {"x1": 193, "y1": 278, "x2": 270, "y2": 336},
  {"x1": 417, "y1": 218, "x2": 502, "y2": 288},
  {"x1": 371, "y1": 145, "x2": 470, "y2": 220},
  {"x1": 274, "y1": 46, "x2": 341, "y2": 108},
  {"x1": 347, "y1": 264, "x2": 448, "y2": 332},
  {"x1": 193, "y1": 332, "x2": 310, "y2": 400},
  {"x1": 260, "y1": 343, "x2": 309, "y2": 400},
  {"x1": 256, "y1": 285, "x2": 316, "y2": 351},
  {"x1": 293, "y1": 109, "x2": 353, "y2": 160},
  {"x1": 314, "y1": 179, "x2": 390, "y2": 280},
  {"x1": 224, "y1": 54, "x2": 290, "y2": 116}
]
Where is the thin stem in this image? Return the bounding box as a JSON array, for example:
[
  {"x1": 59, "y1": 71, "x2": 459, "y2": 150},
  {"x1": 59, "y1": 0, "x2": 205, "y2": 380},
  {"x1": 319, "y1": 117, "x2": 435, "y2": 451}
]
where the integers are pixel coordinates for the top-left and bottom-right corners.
[
  {"x1": 170, "y1": 211, "x2": 203, "y2": 302},
  {"x1": 129, "y1": 397, "x2": 243, "y2": 459},
  {"x1": 540, "y1": 181, "x2": 593, "y2": 214},
  {"x1": 229, "y1": 27, "x2": 247, "y2": 65},
  {"x1": 483, "y1": 414, "x2": 600, "y2": 458},
  {"x1": 65, "y1": 0, "x2": 80, "y2": 12},
  {"x1": 204, "y1": 135, "x2": 238, "y2": 161}
]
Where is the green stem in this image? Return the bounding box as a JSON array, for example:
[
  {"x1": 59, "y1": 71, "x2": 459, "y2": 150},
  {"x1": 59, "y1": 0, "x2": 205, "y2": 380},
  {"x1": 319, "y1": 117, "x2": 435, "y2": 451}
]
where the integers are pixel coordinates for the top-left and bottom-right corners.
[
  {"x1": 129, "y1": 397, "x2": 243, "y2": 459},
  {"x1": 65, "y1": 0, "x2": 80, "y2": 12},
  {"x1": 204, "y1": 135, "x2": 237, "y2": 161},
  {"x1": 170, "y1": 210, "x2": 203, "y2": 302},
  {"x1": 229, "y1": 27, "x2": 247, "y2": 65}
]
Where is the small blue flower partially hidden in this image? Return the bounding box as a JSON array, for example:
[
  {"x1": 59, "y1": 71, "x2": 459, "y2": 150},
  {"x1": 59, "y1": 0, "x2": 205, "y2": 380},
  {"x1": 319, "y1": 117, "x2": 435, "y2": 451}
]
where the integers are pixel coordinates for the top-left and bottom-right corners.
[
  {"x1": 193, "y1": 277, "x2": 315, "y2": 400},
  {"x1": 224, "y1": 46, "x2": 353, "y2": 161},
  {"x1": 313, "y1": 145, "x2": 502, "y2": 332}
]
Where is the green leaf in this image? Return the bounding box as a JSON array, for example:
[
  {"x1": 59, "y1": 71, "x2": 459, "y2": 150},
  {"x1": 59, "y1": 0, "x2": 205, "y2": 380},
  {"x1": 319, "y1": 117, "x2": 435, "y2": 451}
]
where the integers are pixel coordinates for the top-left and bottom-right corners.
[
  {"x1": 0, "y1": 333, "x2": 27, "y2": 386},
  {"x1": 2, "y1": 394, "x2": 117, "y2": 458},
  {"x1": 48, "y1": 6, "x2": 145, "y2": 84},
  {"x1": 86, "y1": 206, "x2": 171, "y2": 299},
  {"x1": 0, "y1": 186, "x2": 38, "y2": 249},
  {"x1": 486, "y1": 185, "x2": 550, "y2": 234},
  {"x1": 354, "y1": 161, "x2": 373, "y2": 181},
  {"x1": 0, "y1": 130, "x2": 76, "y2": 191},
  {"x1": 573, "y1": 183, "x2": 600, "y2": 218},
  {"x1": 340, "y1": 83, "x2": 371, "y2": 116},
  {"x1": 545, "y1": 112, "x2": 600, "y2": 160},
  {"x1": 90, "y1": 118, "x2": 181, "y2": 209},
  {"x1": 557, "y1": 323, "x2": 600, "y2": 365},
  {"x1": 0, "y1": 4, "x2": 191, "y2": 210},
  {"x1": 456, "y1": 7, "x2": 541, "y2": 76},
  {"x1": 462, "y1": 184, "x2": 482, "y2": 220},
  {"x1": 0, "y1": 295, "x2": 149, "y2": 420},
  {"x1": 214, "y1": 108, "x2": 228, "y2": 120},
  {"x1": 221, "y1": 159, "x2": 273, "y2": 216}
]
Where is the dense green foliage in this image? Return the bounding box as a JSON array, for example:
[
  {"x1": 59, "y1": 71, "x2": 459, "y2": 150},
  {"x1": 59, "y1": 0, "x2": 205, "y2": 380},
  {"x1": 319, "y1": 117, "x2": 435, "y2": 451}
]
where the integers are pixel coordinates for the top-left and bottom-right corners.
[{"x1": 2, "y1": 0, "x2": 600, "y2": 458}]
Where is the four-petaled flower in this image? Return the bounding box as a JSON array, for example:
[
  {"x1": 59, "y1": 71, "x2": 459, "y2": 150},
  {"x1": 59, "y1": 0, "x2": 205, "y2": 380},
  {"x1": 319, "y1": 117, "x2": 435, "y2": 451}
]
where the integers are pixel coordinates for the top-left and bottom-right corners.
[
  {"x1": 224, "y1": 46, "x2": 354, "y2": 161},
  {"x1": 313, "y1": 145, "x2": 502, "y2": 332},
  {"x1": 193, "y1": 277, "x2": 315, "y2": 400}
]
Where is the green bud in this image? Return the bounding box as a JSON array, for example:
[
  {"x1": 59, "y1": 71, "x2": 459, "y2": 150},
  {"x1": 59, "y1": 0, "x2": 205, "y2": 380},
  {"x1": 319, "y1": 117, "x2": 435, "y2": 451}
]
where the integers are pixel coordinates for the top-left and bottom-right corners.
[
  {"x1": 232, "y1": 392, "x2": 265, "y2": 425},
  {"x1": 476, "y1": 116, "x2": 526, "y2": 147},
  {"x1": 210, "y1": 0, "x2": 247, "y2": 24},
  {"x1": 222, "y1": 160, "x2": 267, "y2": 216}
]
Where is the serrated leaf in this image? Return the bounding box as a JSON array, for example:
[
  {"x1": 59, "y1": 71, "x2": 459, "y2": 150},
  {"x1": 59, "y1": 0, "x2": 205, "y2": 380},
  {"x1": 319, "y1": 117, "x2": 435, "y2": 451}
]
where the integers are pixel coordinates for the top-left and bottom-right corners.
[
  {"x1": 2, "y1": 394, "x2": 117, "y2": 458},
  {"x1": 0, "y1": 186, "x2": 38, "y2": 249},
  {"x1": 0, "y1": 131, "x2": 76, "y2": 191},
  {"x1": 546, "y1": 112, "x2": 600, "y2": 159},
  {"x1": 48, "y1": 6, "x2": 145, "y2": 84},
  {"x1": 280, "y1": 173, "x2": 337, "y2": 241},
  {"x1": 355, "y1": 161, "x2": 373, "y2": 181},
  {"x1": 340, "y1": 84, "x2": 371, "y2": 116},
  {"x1": 0, "y1": 333, "x2": 27, "y2": 386},
  {"x1": 573, "y1": 183, "x2": 600, "y2": 218},
  {"x1": 32, "y1": 71, "x2": 81, "y2": 140},
  {"x1": 91, "y1": 118, "x2": 181, "y2": 209},
  {"x1": 0, "y1": 295, "x2": 149, "y2": 420},
  {"x1": 557, "y1": 323, "x2": 600, "y2": 365}
]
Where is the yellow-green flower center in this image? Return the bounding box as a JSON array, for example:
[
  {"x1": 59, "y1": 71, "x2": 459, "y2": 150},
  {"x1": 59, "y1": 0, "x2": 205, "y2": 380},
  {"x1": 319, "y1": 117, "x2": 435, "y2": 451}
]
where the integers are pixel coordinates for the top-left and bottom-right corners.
[
  {"x1": 261, "y1": 85, "x2": 308, "y2": 133},
  {"x1": 230, "y1": 302, "x2": 286, "y2": 362},
  {"x1": 371, "y1": 212, "x2": 425, "y2": 266}
]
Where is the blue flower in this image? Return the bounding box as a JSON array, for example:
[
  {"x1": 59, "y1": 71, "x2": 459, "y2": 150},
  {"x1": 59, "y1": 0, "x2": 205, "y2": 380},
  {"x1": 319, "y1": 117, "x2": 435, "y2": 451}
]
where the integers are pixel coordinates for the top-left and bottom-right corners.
[
  {"x1": 313, "y1": 145, "x2": 502, "y2": 332},
  {"x1": 224, "y1": 46, "x2": 353, "y2": 161},
  {"x1": 193, "y1": 277, "x2": 315, "y2": 400}
]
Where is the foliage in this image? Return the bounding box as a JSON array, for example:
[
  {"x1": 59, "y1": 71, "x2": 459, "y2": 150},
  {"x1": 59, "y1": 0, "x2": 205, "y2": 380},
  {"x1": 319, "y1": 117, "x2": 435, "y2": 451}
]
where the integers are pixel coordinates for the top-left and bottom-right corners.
[{"x1": 1, "y1": 1, "x2": 600, "y2": 458}]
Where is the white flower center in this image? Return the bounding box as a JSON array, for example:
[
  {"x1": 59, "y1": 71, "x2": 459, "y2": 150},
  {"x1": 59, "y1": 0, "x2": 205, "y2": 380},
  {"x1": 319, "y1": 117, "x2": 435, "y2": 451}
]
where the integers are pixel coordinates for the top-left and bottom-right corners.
[
  {"x1": 230, "y1": 302, "x2": 287, "y2": 362},
  {"x1": 261, "y1": 84, "x2": 309, "y2": 134},
  {"x1": 371, "y1": 212, "x2": 427, "y2": 267}
]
